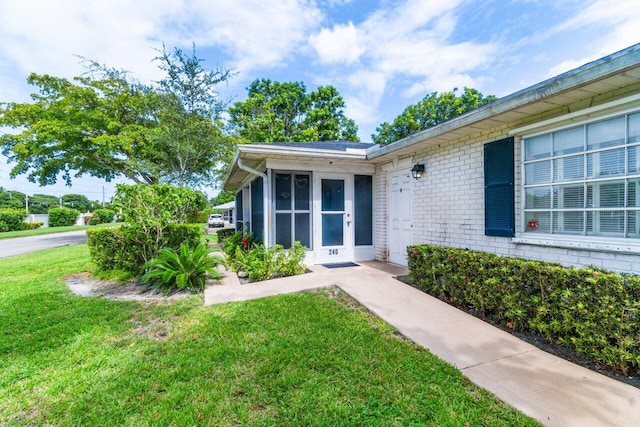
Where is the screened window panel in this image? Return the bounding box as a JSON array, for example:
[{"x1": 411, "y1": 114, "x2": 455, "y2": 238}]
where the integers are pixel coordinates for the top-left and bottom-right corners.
[
  {"x1": 235, "y1": 191, "x2": 244, "y2": 230},
  {"x1": 587, "y1": 117, "x2": 625, "y2": 150},
  {"x1": 525, "y1": 134, "x2": 551, "y2": 160},
  {"x1": 525, "y1": 161, "x2": 551, "y2": 185},
  {"x1": 629, "y1": 113, "x2": 640, "y2": 143},
  {"x1": 275, "y1": 174, "x2": 291, "y2": 210},
  {"x1": 322, "y1": 214, "x2": 343, "y2": 246},
  {"x1": 250, "y1": 177, "x2": 264, "y2": 244},
  {"x1": 587, "y1": 149, "x2": 625, "y2": 178},
  {"x1": 525, "y1": 187, "x2": 551, "y2": 209},
  {"x1": 524, "y1": 211, "x2": 551, "y2": 233},
  {"x1": 553, "y1": 185, "x2": 584, "y2": 209},
  {"x1": 553, "y1": 127, "x2": 584, "y2": 156},
  {"x1": 554, "y1": 155, "x2": 584, "y2": 182},
  {"x1": 294, "y1": 175, "x2": 310, "y2": 210},
  {"x1": 354, "y1": 175, "x2": 373, "y2": 246},
  {"x1": 294, "y1": 213, "x2": 310, "y2": 248},
  {"x1": 627, "y1": 211, "x2": 640, "y2": 238},
  {"x1": 553, "y1": 211, "x2": 584, "y2": 234},
  {"x1": 321, "y1": 179, "x2": 344, "y2": 211},
  {"x1": 275, "y1": 213, "x2": 292, "y2": 247}
]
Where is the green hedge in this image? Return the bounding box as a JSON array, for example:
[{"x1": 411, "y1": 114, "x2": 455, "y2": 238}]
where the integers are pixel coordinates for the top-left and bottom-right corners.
[
  {"x1": 24, "y1": 222, "x2": 43, "y2": 230},
  {"x1": 91, "y1": 208, "x2": 115, "y2": 224},
  {"x1": 0, "y1": 208, "x2": 26, "y2": 232},
  {"x1": 408, "y1": 244, "x2": 640, "y2": 375},
  {"x1": 48, "y1": 207, "x2": 80, "y2": 227},
  {"x1": 87, "y1": 224, "x2": 202, "y2": 274}
]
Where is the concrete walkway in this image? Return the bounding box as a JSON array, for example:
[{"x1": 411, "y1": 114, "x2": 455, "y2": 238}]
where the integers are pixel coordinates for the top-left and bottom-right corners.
[{"x1": 205, "y1": 261, "x2": 640, "y2": 426}]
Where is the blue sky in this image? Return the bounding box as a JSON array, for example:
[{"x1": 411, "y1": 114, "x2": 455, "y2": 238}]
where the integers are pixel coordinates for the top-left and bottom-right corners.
[{"x1": 1, "y1": 0, "x2": 639, "y2": 200}]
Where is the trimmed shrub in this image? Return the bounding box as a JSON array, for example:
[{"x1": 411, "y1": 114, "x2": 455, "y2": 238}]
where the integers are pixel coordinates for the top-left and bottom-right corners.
[
  {"x1": 407, "y1": 244, "x2": 640, "y2": 375},
  {"x1": 49, "y1": 207, "x2": 79, "y2": 227},
  {"x1": 87, "y1": 224, "x2": 202, "y2": 274},
  {"x1": 91, "y1": 208, "x2": 115, "y2": 224},
  {"x1": 0, "y1": 209, "x2": 26, "y2": 232}
]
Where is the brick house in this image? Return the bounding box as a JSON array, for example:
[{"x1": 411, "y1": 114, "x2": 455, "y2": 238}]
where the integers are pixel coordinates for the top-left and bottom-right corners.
[{"x1": 223, "y1": 44, "x2": 640, "y2": 273}]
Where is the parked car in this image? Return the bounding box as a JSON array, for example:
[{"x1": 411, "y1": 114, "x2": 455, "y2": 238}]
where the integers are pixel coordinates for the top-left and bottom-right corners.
[{"x1": 208, "y1": 213, "x2": 225, "y2": 228}]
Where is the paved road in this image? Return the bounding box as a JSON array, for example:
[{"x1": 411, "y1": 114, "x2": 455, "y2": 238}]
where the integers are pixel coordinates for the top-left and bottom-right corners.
[{"x1": 0, "y1": 230, "x2": 88, "y2": 258}]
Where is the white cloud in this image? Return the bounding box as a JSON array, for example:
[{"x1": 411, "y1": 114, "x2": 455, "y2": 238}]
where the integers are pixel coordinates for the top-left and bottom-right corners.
[
  {"x1": 309, "y1": 22, "x2": 363, "y2": 64},
  {"x1": 0, "y1": 0, "x2": 323, "y2": 93}
]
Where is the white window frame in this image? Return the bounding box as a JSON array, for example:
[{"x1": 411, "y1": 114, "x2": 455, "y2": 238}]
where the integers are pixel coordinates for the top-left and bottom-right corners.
[{"x1": 514, "y1": 104, "x2": 640, "y2": 254}]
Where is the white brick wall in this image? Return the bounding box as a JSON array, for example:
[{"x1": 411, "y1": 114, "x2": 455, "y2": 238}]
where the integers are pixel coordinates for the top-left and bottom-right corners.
[
  {"x1": 373, "y1": 170, "x2": 388, "y2": 261},
  {"x1": 375, "y1": 127, "x2": 640, "y2": 274}
]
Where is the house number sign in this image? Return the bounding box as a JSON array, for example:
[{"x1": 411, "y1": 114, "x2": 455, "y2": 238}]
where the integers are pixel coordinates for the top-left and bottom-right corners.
[{"x1": 328, "y1": 249, "x2": 339, "y2": 255}]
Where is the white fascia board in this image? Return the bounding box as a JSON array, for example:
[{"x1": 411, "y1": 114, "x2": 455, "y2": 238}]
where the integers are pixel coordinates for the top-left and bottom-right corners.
[
  {"x1": 238, "y1": 144, "x2": 368, "y2": 160},
  {"x1": 266, "y1": 158, "x2": 375, "y2": 174}
]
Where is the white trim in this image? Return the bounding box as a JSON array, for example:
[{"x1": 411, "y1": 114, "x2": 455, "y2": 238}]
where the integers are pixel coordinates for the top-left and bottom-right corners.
[
  {"x1": 267, "y1": 159, "x2": 375, "y2": 174},
  {"x1": 510, "y1": 94, "x2": 640, "y2": 137},
  {"x1": 513, "y1": 235, "x2": 640, "y2": 255}
]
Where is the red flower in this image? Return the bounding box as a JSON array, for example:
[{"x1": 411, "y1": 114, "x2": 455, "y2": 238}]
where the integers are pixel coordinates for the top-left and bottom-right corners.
[{"x1": 241, "y1": 236, "x2": 250, "y2": 250}]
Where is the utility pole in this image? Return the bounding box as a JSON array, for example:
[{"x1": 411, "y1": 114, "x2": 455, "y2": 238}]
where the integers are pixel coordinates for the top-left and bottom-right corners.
[
  {"x1": 102, "y1": 185, "x2": 105, "y2": 208},
  {"x1": 59, "y1": 195, "x2": 62, "y2": 207},
  {"x1": 25, "y1": 195, "x2": 28, "y2": 215}
]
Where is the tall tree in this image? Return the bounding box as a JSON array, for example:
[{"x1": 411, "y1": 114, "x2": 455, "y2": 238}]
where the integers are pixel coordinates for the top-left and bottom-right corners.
[
  {"x1": 372, "y1": 87, "x2": 497, "y2": 145},
  {"x1": 228, "y1": 79, "x2": 359, "y2": 142},
  {"x1": 151, "y1": 45, "x2": 236, "y2": 186},
  {"x1": 61, "y1": 193, "x2": 93, "y2": 212},
  {"x1": 0, "y1": 46, "x2": 234, "y2": 188},
  {"x1": 29, "y1": 194, "x2": 60, "y2": 214},
  {"x1": 0, "y1": 187, "x2": 25, "y2": 210}
]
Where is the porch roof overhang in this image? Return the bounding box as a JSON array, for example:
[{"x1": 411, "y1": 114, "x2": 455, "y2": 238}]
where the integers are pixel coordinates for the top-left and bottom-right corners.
[
  {"x1": 367, "y1": 43, "x2": 640, "y2": 164},
  {"x1": 223, "y1": 142, "x2": 372, "y2": 191}
]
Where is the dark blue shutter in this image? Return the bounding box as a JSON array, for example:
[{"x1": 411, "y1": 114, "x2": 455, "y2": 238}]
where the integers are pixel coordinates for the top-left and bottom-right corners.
[{"x1": 484, "y1": 137, "x2": 515, "y2": 237}]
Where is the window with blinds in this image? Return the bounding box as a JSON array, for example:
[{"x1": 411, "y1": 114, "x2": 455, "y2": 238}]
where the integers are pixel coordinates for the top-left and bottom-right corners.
[{"x1": 523, "y1": 111, "x2": 640, "y2": 238}]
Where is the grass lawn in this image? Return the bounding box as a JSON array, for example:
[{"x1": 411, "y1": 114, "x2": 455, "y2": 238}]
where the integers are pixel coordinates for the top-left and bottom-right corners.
[
  {"x1": 0, "y1": 222, "x2": 123, "y2": 239},
  {"x1": 0, "y1": 245, "x2": 540, "y2": 426}
]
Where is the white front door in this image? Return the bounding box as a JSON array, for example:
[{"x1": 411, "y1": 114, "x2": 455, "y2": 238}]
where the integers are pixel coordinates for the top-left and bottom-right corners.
[
  {"x1": 314, "y1": 173, "x2": 354, "y2": 264},
  {"x1": 388, "y1": 170, "x2": 412, "y2": 265}
]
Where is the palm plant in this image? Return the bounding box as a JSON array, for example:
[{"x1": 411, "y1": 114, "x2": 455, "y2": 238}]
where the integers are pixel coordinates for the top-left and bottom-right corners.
[{"x1": 141, "y1": 243, "x2": 225, "y2": 294}]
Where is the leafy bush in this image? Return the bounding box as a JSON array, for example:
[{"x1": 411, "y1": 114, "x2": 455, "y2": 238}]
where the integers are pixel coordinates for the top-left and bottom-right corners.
[
  {"x1": 223, "y1": 231, "x2": 251, "y2": 260},
  {"x1": 48, "y1": 207, "x2": 79, "y2": 227},
  {"x1": 141, "y1": 243, "x2": 225, "y2": 294},
  {"x1": 91, "y1": 208, "x2": 115, "y2": 224},
  {"x1": 191, "y1": 210, "x2": 211, "y2": 224},
  {"x1": 0, "y1": 208, "x2": 26, "y2": 232},
  {"x1": 87, "y1": 224, "x2": 202, "y2": 274},
  {"x1": 407, "y1": 244, "x2": 640, "y2": 375},
  {"x1": 232, "y1": 241, "x2": 307, "y2": 282},
  {"x1": 98, "y1": 184, "x2": 205, "y2": 269},
  {"x1": 217, "y1": 228, "x2": 238, "y2": 247},
  {"x1": 114, "y1": 184, "x2": 206, "y2": 226},
  {"x1": 24, "y1": 222, "x2": 43, "y2": 230}
]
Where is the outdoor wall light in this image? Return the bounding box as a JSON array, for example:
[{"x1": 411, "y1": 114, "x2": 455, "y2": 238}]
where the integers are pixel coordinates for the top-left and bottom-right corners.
[{"x1": 411, "y1": 163, "x2": 425, "y2": 179}]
